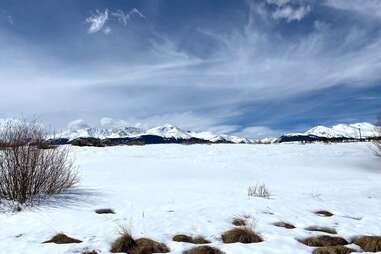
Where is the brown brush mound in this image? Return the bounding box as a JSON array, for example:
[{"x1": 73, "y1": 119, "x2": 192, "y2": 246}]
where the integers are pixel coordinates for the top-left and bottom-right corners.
[
  {"x1": 82, "y1": 251, "x2": 99, "y2": 254},
  {"x1": 353, "y1": 236, "x2": 381, "y2": 252},
  {"x1": 313, "y1": 246, "x2": 354, "y2": 254},
  {"x1": 192, "y1": 237, "x2": 211, "y2": 244},
  {"x1": 232, "y1": 218, "x2": 246, "y2": 226},
  {"x1": 305, "y1": 226, "x2": 337, "y2": 234},
  {"x1": 222, "y1": 228, "x2": 263, "y2": 244},
  {"x1": 315, "y1": 210, "x2": 334, "y2": 217},
  {"x1": 42, "y1": 233, "x2": 82, "y2": 244},
  {"x1": 173, "y1": 234, "x2": 210, "y2": 244},
  {"x1": 173, "y1": 234, "x2": 194, "y2": 243},
  {"x1": 95, "y1": 208, "x2": 115, "y2": 214},
  {"x1": 111, "y1": 232, "x2": 137, "y2": 253},
  {"x1": 183, "y1": 246, "x2": 224, "y2": 254},
  {"x1": 300, "y1": 235, "x2": 348, "y2": 247},
  {"x1": 131, "y1": 238, "x2": 170, "y2": 254},
  {"x1": 273, "y1": 222, "x2": 296, "y2": 229}
]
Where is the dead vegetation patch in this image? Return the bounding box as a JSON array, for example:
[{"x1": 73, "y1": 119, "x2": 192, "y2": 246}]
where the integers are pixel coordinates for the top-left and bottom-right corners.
[
  {"x1": 221, "y1": 227, "x2": 263, "y2": 244},
  {"x1": 111, "y1": 230, "x2": 169, "y2": 254},
  {"x1": 183, "y1": 246, "x2": 224, "y2": 254},
  {"x1": 273, "y1": 222, "x2": 296, "y2": 229},
  {"x1": 299, "y1": 235, "x2": 348, "y2": 247},
  {"x1": 82, "y1": 251, "x2": 99, "y2": 254},
  {"x1": 173, "y1": 234, "x2": 210, "y2": 244},
  {"x1": 42, "y1": 233, "x2": 82, "y2": 244},
  {"x1": 312, "y1": 246, "x2": 354, "y2": 254},
  {"x1": 95, "y1": 208, "x2": 115, "y2": 214},
  {"x1": 232, "y1": 218, "x2": 247, "y2": 226},
  {"x1": 315, "y1": 210, "x2": 334, "y2": 217},
  {"x1": 353, "y1": 236, "x2": 381, "y2": 252},
  {"x1": 305, "y1": 226, "x2": 337, "y2": 234}
]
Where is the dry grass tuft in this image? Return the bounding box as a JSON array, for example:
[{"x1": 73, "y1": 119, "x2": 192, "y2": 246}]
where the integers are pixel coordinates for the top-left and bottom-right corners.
[
  {"x1": 312, "y1": 246, "x2": 354, "y2": 254},
  {"x1": 273, "y1": 222, "x2": 296, "y2": 229},
  {"x1": 95, "y1": 208, "x2": 115, "y2": 214},
  {"x1": 111, "y1": 229, "x2": 169, "y2": 254},
  {"x1": 299, "y1": 235, "x2": 348, "y2": 247},
  {"x1": 183, "y1": 246, "x2": 224, "y2": 254},
  {"x1": 111, "y1": 231, "x2": 137, "y2": 253},
  {"x1": 315, "y1": 210, "x2": 334, "y2": 217},
  {"x1": 232, "y1": 218, "x2": 247, "y2": 226},
  {"x1": 305, "y1": 226, "x2": 337, "y2": 234},
  {"x1": 353, "y1": 236, "x2": 381, "y2": 252},
  {"x1": 173, "y1": 234, "x2": 210, "y2": 244},
  {"x1": 42, "y1": 233, "x2": 82, "y2": 244},
  {"x1": 222, "y1": 227, "x2": 263, "y2": 244},
  {"x1": 248, "y1": 184, "x2": 271, "y2": 198}
]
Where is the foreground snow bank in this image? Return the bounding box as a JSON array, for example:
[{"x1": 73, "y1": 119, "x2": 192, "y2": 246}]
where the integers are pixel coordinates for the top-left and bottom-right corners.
[{"x1": 0, "y1": 143, "x2": 380, "y2": 254}]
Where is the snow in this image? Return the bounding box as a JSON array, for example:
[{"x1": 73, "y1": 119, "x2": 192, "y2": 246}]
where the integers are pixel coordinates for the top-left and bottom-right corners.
[
  {"x1": 287, "y1": 122, "x2": 380, "y2": 139},
  {"x1": 145, "y1": 124, "x2": 192, "y2": 139},
  {"x1": 0, "y1": 143, "x2": 380, "y2": 254}
]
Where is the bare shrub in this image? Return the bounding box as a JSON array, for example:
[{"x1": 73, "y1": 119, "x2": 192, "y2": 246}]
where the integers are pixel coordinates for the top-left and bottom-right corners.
[
  {"x1": 0, "y1": 119, "x2": 78, "y2": 205},
  {"x1": 248, "y1": 184, "x2": 271, "y2": 199}
]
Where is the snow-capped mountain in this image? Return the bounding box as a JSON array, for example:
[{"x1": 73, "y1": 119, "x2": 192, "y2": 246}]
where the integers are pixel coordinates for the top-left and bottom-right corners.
[
  {"x1": 283, "y1": 122, "x2": 380, "y2": 140},
  {"x1": 56, "y1": 123, "x2": 250, "y2": 144}
]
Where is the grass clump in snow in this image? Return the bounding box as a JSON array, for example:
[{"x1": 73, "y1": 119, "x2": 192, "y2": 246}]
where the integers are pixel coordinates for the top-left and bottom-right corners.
[
  {"x1": 273, "y1": 221, "x2": 296, "y2": 229},
  {"x1": 353, "y1": 236, "x2": 381, "y2": 252},
  {"x1": 248, "y1": 184, "x2": 271, "y2": 199},
  {"x1": 305, "y1": 226, "x2": 337, "y2": 234},
  {"x1": 111, "y1": 229, "x2": 137, "y2": 253},
  {"x1": 95, "y1": 208, "x2": 115, "y2": 214},
  {"x1": 173, "y1": 234, "x2": 210, "y2": 244},
  {"x1": 299, "y1": 235, "x2": 348, "y2": 247},
  {"x1": 42, "y1": 233, "x2": 82, "y2": 244},
  {"x1": 183, "y1": 246, "x2": 224, "y2": 254},
  {"x1": 111, "y1": 228, "x2": 169, "y2": 254},
  {"x1": 221, "y1": 227, "x2": 263, "y2": 244},
  {"x1": 312, "y1": 246, "x2": 354, "y2": 254},
  {"x1": 314, "y1": 210, "x2": 334, "y2": 217},
  {"x1": 232, "y1": 217, "x2": 247, "y2": 226}
]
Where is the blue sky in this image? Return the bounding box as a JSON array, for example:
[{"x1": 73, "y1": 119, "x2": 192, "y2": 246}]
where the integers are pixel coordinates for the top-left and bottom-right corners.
[{"x1": 0, "y1": 0, "x2": 381, "y2": 137}]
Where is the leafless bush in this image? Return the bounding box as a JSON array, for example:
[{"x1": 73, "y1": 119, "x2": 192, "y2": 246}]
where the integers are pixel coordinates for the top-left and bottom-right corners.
[
  {"x1": 248, "y1": 184, "x2": 271, "y2": 199},
  {"x1": 0, "y1": 119, "x2": 78, "y2": 205},
  {"x1": 373, "y1": 114, "x2": 381, "y2": 157}
]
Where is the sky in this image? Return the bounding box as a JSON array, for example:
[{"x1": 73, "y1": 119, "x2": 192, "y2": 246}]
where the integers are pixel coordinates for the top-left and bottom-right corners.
[{"x1": 0, "y1": 0, "x2": 381, "y2": 138}]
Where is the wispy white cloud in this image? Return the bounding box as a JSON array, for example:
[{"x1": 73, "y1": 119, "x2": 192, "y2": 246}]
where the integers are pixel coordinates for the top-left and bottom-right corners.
[
  {"x1": 85, "y1": 8, "x2": 145, "y2": 34},
  {"x1": 272, "y1": 5, "x2": 311, "y2": 22},
  {"x1": 111, "y1": 8, "x2": 145, "y2": 26},
  {"x1": 86, "y1": 9, "x2": 109, "y2": 33},
  {"x1": 325, "y1": 0, "x2": 381, "y2": 19}
]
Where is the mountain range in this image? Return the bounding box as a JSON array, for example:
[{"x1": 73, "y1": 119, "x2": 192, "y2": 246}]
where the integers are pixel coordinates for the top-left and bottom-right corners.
[{"x1": 53, "y1": 122, "x2": 380, "y2": 146}]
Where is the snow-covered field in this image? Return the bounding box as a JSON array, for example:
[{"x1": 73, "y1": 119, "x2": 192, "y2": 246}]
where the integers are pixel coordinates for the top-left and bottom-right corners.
[{"x1": 0, "y1": 143, "x2": 380, "y2": 254}]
